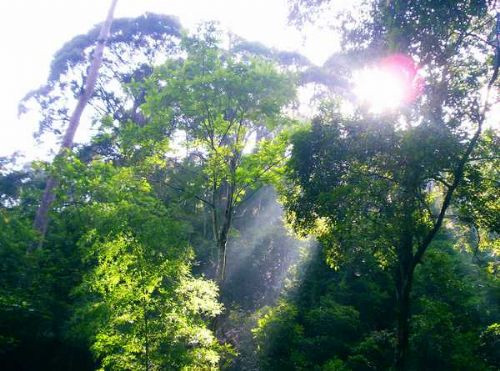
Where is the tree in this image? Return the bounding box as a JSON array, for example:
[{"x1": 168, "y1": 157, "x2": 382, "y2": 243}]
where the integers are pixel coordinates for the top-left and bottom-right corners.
[
  {"x1": 20, "y1": 12, "x2": 183, "y2": 139},
  {"x1": 32, "y1": 0, "x2": 119, "y2": 243},
  {"x1": 282, "y1": 1, "x2": 499, "y2": 368},
  {"x1": 25, "y1": 9, "x2": 186, "y2": 246},
  {"x1": 55, "y1": 155, "x2": 226, "y2": 369},
  {"x1": 141, "y1": 26, "x2": 296, "y2": 283}
]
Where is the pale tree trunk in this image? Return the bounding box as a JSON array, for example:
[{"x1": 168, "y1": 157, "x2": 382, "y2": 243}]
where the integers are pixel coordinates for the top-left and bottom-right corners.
[
  {"x1": 32, "y1": 0, "x2": 119, "y2": 247},
  {"x1": 213, "y1": 173, "x2": 235, "y2": 284},
  {"x1": 215, "y1": 200, "x2": 233, "y2": 284},
  {"x1": 210, "y1": 180, "x2": 234, "y2": 334}
]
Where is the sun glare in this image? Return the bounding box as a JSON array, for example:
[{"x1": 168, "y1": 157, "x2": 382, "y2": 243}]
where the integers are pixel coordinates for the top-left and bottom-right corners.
[
  {"x1": 353, "y1": 54, "x2": 422, "y2": 114},
  {"x1": 353, "y1": 67, "x2": 407, "y2": 113}
]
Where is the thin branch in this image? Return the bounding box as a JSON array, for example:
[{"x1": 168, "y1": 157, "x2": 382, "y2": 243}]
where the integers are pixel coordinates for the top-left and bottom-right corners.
[
  {"x1": 433, "y1": 176, "x2": 452, "y2": 188},
  {"x1": 467, "y1": 156, "x2": 500, "y2": 162},
  {"x1": 234, "y1": 157, "x2": 285, "y2": 200},
  {"x1": 164, "y1": 182, "x2": 214, "y2": 208}
]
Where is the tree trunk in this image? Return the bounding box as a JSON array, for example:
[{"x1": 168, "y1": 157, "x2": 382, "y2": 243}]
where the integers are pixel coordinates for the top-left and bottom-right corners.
[
  {"x1": 143, "y1": 305, "x2": 150, "y2": 371},
  {"x1": 211, "y1": 189, "x2": 233, "y2": 333},
  {"x1": 394, "y1": 228, "x2": 415, "y2": 371},
  {"x1": 215, "y1": 198, "x2": 233, "y2": 284},
  {"x1": 32, "y1": 0, "x2": 118, "y2": 246},
  {"x1": 395, "y1": 263, "x2": 414, "y2": 371},
  {"x1": 216, "y1": 236, "x2": 228, "y2": 284}
]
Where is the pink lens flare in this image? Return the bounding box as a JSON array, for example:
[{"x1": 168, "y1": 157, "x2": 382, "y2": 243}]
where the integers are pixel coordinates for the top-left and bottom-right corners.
[{"x1": 378, "y1": 54, "x2": 424, "y2": 104}]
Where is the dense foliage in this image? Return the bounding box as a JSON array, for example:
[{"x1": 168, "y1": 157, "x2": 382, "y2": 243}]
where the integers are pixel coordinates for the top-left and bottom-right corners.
[
  {"x1": 254, "y1": 234, "x2": 499, "y2": 370},
  {"x1": 1, "y1": 1, "x2": 499, "y2": 370}
]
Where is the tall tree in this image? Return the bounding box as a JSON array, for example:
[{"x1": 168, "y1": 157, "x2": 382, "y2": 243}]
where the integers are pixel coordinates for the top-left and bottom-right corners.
[
  {"x1": 33, "y1": 0, "x2": 119, "y2": 243},
  {"x1": 142, "y1": 28, "x2": 296, "y2": 283},
  {"x1": 20, "y1": 12, "x2": 183, "y2": 138},
  {"x1": 283, "y1": 1, "x2": 499, "y2": 369}
]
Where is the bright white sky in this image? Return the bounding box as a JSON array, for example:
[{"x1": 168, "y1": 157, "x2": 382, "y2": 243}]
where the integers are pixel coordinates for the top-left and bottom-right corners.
[
  {"x1": 0, "y1": 0, "x2": 342, "y2": 161},
  {"x1": 1, "y1": 1, "x2": 496, "y2": 163}
]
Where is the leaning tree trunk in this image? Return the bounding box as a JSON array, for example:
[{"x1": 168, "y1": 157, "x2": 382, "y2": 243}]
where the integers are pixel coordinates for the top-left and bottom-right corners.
[{"x1": 32, "y1": 0, "x2": 118, "y2": 247}]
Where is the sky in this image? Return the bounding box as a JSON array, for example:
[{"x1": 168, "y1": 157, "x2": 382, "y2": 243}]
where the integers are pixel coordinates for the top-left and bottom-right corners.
[
  {"x1": 1, "y1": 1, "x2": 497, "y2": 163},
  {"x1": 0, "y1": 0, "x2": 341, "y2": 161}
]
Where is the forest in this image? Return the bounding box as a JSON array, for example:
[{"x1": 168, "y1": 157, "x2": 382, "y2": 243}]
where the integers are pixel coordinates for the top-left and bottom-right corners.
[{"x1": 0, "y1": 0, "x2": 499, "y2": 370}]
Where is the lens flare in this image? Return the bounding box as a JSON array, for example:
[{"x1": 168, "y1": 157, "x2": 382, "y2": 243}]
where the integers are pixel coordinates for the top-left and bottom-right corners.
[{"x1": 353, "y1": 54, "x2": 423, "y2": 113}]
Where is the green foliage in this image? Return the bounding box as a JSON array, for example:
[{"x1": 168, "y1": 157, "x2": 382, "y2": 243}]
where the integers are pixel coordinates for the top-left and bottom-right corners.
[
  {"x1": 254, "y1": 301, "x2": 306, "y2": 370},
  {"x1": 142, "y1": 28, "x2": 297, "y2": 204},
  {"x1": 254, "y1": 239, "x2": 497, "y2": 370},
  {"x1": 303, "y1": 298, "x2": 360, "y2": 360},
  {"x1": 0, "y1": 171, "x2": 95, "y2": 369},
  {"x1": 139, "y1": 25, "x2": 297, "y2": 282},
  {"x1": 347, "y1": 330, "x2": 395, "y2": 370},
  {"x1": 282, "y1": 115, "x2": 437, "y2": 266},
  {"x1": 479, "y1": 323, "x2": 500, "y2": 368},
  {"x1": 2, "y1": 3, "x2": 499, "y2": 370},
  {"x1": 282, "y1": 2, "x2": 498, "y2": 369},
  {"x1": 74, "y1": 233, "x2": 222, "y2": 370},
  {"x1": 455, "y1": 129, "x2": 500, "y2": 233},
  {"x1": 1, "y1": 120, "x2": 231, "y2": 368},
  {"x1": 321, "y1": 358, "x2": 349, "y2": 371},
  {"x1": 49, "y1": 152, "x2": 228, "y2": 369},
  {"x1": 253, "y1": 247, "x2": 392, "y2": 370}
]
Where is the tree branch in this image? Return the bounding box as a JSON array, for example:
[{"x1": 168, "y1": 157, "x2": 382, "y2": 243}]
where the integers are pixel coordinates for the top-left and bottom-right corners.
[{"x1": 413, "y1": 49, "x2": 499, "y2": 266}]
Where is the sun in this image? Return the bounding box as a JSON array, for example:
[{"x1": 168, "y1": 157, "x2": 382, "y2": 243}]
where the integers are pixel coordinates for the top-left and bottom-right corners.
[
  {"x1": 353, "y1": 54, "x2": 422, "y2": 114},
  {"x1": 353, "y1": 67, "x2": 407, "y2": 113}
]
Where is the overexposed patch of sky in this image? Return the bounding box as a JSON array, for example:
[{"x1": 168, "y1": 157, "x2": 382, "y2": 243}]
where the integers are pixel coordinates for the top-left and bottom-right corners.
[{"x1": 0, "y1": 0, "x2": 343, "y2": 161}]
